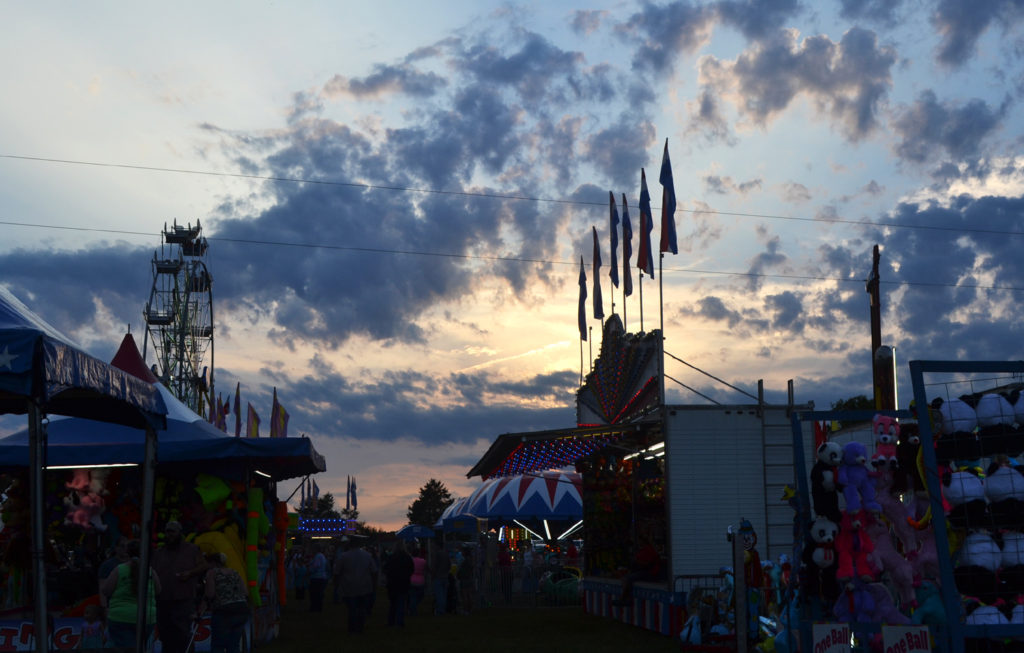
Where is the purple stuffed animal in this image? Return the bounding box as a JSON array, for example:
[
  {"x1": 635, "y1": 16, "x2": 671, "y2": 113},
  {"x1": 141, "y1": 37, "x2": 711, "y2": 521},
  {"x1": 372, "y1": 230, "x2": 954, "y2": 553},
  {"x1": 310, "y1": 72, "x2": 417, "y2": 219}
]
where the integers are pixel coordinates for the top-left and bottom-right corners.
[{"x1": 838, "y1": 441, "x2": 880, "y2": 515}]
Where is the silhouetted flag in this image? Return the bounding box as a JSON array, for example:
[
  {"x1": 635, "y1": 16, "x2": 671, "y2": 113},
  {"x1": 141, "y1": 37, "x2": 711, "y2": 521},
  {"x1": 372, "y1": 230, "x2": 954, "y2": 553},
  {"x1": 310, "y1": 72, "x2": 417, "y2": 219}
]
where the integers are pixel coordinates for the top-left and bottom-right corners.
[
  {"x1": 592, "y1": 226, "x2": 604, "y2": 320},
  {"x1": 659, "y1": 139, "x2": 678, "y2": 254},
  {"x1": 609, "y1": 191, "x2": 619, "y2": 288},
  {"x1": 351, "y1": 477, "x2": 357, "y2": 510},
  {"x1": 247, "y1": 403, "x2": 260, "y2": 438},
  {"x1": 233, "y1": 382, "x2": 241, "y2": 437},
  {"x1": 621, "y1": 193, "x2": 633, "y2": 297},
  {"x1": 637, "y1": 169, "x2": 655, "y2": 278},
  {"x1": 346, "y1": 475, "x2": 351, "y2": 511},
  {"x1": 578, "y1": 257, "x2": 587, "y2": 341},
  {"x1": 270, "y1": 388, "x2": 280, "y2": 438}
]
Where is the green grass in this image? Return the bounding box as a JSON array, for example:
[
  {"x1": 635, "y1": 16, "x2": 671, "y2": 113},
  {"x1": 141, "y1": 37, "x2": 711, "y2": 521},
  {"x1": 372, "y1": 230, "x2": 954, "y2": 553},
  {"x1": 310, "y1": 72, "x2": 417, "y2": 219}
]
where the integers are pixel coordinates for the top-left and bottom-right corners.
[{"x1": 257, "y1": 594, "x2": 682, "y2": 653}]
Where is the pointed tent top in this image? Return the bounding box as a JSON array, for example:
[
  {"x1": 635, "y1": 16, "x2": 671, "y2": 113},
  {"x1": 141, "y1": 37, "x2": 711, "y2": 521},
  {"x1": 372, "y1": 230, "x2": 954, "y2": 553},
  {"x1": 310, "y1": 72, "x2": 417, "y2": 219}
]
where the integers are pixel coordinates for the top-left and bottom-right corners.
[{"x1": 110, "y1": 333, "x2": 160, "y2": 384}]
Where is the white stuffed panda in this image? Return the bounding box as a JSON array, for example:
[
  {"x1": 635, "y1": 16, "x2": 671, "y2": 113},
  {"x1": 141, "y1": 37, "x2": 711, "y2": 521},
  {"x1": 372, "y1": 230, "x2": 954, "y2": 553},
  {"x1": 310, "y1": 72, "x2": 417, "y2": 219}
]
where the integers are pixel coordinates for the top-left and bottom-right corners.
[
  {"x1": 985, "y1": 459, "x2": 1024, "y2": 528},
  {"x1": 956, "y1": 531, "x2": 1002, "y2": 604},
  {"x1": 945, "y1": 468, "x2": 988, "y2": 529},
  {"x1": 933, "y1": 396, "x2": 978, "y2": 435},
  {"x1": 810, "y1": 441, "x2": 843, "y2": 525},
  {"x1": 801, "y1": 516, "x2": 840, "y2": 603}
]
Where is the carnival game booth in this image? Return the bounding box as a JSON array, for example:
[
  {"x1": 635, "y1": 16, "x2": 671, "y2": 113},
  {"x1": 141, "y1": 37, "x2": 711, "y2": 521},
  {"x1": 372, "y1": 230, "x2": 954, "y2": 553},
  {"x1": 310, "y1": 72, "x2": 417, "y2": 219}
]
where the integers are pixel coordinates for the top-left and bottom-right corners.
[
  {"x1": 0, "y1": 288, "x2": 168, "y2": 653},
  {"x1": 0, "y1": 333, "x2": 325, "y2": 651},
  {"x1": 469, "y1": 315, "x2": 814, "y2": 639}
]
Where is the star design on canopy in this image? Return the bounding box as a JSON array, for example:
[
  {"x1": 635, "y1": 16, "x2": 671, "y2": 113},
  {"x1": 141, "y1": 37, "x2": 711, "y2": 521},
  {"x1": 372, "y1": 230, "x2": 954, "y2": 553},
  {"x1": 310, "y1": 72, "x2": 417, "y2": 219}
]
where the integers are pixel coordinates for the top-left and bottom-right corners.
[{"x1": 0, "y1": 346, "x2": 17, "y2": 370}]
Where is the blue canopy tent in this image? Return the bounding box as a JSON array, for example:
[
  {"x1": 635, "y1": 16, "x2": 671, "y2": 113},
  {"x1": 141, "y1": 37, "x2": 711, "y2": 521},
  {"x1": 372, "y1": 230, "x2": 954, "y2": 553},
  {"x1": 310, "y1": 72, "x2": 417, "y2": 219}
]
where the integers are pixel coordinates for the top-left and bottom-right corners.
[
  {"x1": 0, "y1": 288, "x2": 167, "y2": 653},
  {"x1": 395, "y1": 523, "x2": 437, "y2": 541}
]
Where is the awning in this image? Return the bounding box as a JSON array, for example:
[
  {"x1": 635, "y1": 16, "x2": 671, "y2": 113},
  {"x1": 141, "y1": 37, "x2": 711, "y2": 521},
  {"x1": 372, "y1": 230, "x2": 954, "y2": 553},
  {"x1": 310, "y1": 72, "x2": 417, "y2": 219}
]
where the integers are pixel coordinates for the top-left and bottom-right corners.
[{"x1": 466, "y1": 421, "x2": 658, "y2": 480}]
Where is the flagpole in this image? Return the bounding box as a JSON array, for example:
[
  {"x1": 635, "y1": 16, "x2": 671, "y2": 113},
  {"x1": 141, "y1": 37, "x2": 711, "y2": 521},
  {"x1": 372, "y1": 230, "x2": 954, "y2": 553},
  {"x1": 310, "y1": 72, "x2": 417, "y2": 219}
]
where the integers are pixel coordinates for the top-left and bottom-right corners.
[
  {"x1": 588, "y1": 327, "x2": 593, "y2": 371},
  {"x1": 579, "y1": 338, "x2": 584, "y2": 385},
  {"x1": 639, "y1": 275, "x2": 644, "y2": 332}
]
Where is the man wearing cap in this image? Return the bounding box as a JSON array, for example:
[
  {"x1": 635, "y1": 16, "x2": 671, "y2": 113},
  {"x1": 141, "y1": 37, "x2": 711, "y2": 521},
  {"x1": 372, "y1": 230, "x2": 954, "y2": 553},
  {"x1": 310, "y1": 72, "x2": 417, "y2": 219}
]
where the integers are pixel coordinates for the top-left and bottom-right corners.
[{"x1": 152, "y1": 520, "x2": 206, "y2": 653}]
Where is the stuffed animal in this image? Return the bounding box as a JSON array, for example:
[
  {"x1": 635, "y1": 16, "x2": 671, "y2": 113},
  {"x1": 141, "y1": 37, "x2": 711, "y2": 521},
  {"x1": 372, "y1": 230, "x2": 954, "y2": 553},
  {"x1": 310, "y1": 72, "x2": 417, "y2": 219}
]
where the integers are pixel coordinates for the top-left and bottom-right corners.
[
  {"x1": 838, "y1": 441, "x2": 880, "y2": 515},
  {"x1": 872, "y1": 415, "x2": 899, "y2": 470},
  {"x1": 892, "y1": 422, "x2": 923, "y2": 496},
  {"x1": 964, "y1": 597, "x2": 1009, "y2": 651},
  {"x1": 864, "y1": 513, "x2": 915, "y2": 608},
  {"x1": 986, "y1": 456, "x2": 1024, "y2": 529},
  {"x1": 863, "y1": 581, "x2": 911, "y2": 624},
  {"x1": 907, "y1": 521, "x2": 941, "y2": 584},
  {"x1": 65, "y1": 469, "x2": 90, "y2": 493},
  {"x1": 836, "y1": 511, "x2": 878, "y2": 583},
  {"x1": 801, "y1": 516, "x2": 840, "y2": 604},
  {"x1": 873, "y1": 467, "x2": 917, "y2": 553},
  {"x1": 1000, "y1": 530, "x2": 1024, "y2": 602},
  {"x1": 911, "y1": 580, "x2": 946, "y2": 630},
  {"x1": 944, "y1": 466, "x2": 988, "y2": 529},
  {"x1": 832, "y1": 578, "x2": 875, "y2": 624},
  {"x1": 932, "y1": 396, "x2": 982, "y2": 461},
  {"x1": 956, "y1": 531, "x2": 1001, "y2": 604},
  {"x1": 810, "y1": 441, "x2": 843, "y2": 524}
]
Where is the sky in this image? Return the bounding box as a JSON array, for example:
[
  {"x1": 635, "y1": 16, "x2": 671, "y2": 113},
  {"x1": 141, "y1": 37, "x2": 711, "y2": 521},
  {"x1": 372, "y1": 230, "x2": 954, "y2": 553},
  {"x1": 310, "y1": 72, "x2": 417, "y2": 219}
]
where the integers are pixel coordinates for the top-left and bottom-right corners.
[{"x1": 2, "y1": 1, "x2": 1023, "y2": 530}]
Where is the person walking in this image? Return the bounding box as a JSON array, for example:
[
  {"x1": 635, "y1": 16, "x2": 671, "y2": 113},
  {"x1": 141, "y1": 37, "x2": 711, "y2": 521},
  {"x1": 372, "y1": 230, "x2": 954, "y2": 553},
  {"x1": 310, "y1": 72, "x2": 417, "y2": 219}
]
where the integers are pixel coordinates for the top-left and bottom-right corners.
[
  {"x1": 307, "y1": 542, "x2": 329, "y2": 612},
  {"x1": 498, "y1": 543, "x2": 513, "y2": 603},
  {"x1": 430, "y1": 540, "x2": 449, "y2": 615},
  {"x1": 100, "y1": 539, "x2": 161, "y2": 649},
  {"x1": 199, "y1": 552, "x2": 250, "y2": 653},
  {"x1": 151, "y1": 520, "x2": 206, "y2": 653},
  {"x1": 457, "y1": 545, "x2": 476, "y2": 615},
  {"x1": 408, "y1": 544, "x2": 427, "y2": 616},
  {"x1": 336, "y1": 538, "x2": 378, "y2": 633},
  {"x1": 384, "y1": 540, "x2": 414, "y2": 626}
]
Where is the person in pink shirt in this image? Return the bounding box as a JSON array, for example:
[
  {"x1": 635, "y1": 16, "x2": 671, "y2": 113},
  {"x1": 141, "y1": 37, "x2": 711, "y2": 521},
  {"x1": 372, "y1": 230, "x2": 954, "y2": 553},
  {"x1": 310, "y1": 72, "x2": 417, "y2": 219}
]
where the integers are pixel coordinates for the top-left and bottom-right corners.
[{"x1": 408, "y1": 544, "x2": 428, "y2": 616}]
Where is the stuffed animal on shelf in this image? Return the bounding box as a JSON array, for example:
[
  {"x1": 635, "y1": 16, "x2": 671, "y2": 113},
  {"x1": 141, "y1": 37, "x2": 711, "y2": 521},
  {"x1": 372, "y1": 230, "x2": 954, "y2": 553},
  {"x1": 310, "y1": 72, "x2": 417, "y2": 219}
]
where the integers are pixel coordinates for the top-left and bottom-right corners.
[
  {"x1": 864, "y1": 513, "x2": 915, "y2": 608},
  {"x1": 801, "y1": 516, "x2": 840, "y2": 604},
  {"x1": 838, "y1": 441, "x2": 880, "y2": 516},
  {"x1": 944, "y1": 466, "x2": 988, "y2": 530},
  {"x1": 985, "y1": 456, "x2": 1024, "y2": 529},
  {"x1": 873, "y1": 467, "x2": 917, "y2": 553},
  {"x1": 932, "y1": 396, "x2": 981, "y2": 461},
  {"x1": 907, "y1": 521, "x2": 941, "y2": 584},
  {"x1": 832, "y1": 577, "x2": 875, "y2": 624},
  {"x1": 976, "y1": 393, "x2": 1017, "y2": 452},
  {"x1": 810, "y1": 441, "x2": 844, "y2": 524},
  {"x1": 893, "y1": 422, "x2": 923, "y2": 496},
  {"x1": 871, "y1": 414, "x2": 899, "y2": 470},
  {"x1": 911, "y1": 580, "x2": 946, "y2": 631},
  {"x1": 955, "y1": 531, "x2": 1002, "y2": 605},
  {"x1": 863, "y1": 581, "x2": 911, "y2": 625},
  {"x1": 65, "y1": 468, "x2": 91, "y2": 493},
  {"x1": 836, "y1": 511, "x2": 878, "y2": 583},
  {"x1": 1000, "y1": 530, "x2": 1024, "y2": 602}
]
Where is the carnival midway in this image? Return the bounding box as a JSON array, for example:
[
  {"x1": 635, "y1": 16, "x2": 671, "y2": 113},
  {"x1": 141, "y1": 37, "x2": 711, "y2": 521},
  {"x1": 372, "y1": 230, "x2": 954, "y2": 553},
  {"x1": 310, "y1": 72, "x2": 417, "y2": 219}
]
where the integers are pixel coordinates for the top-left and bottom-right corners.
[{"x1": 1, "y1": 141, "x2": 1022, "y2": 653}]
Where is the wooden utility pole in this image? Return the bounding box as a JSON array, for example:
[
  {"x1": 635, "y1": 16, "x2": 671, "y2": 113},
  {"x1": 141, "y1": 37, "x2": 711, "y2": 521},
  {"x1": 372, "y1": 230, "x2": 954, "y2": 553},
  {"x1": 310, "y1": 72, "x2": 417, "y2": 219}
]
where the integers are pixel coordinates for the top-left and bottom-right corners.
[{"x1": 866, "y1": 245, "x2": 895, "y2": 410}]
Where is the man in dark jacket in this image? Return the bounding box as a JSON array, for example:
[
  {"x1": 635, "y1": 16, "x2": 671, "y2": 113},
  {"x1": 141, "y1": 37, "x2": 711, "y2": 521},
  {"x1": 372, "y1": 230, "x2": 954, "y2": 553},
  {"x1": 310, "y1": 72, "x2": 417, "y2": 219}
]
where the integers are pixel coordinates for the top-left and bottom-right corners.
[{"x1": 384, "y1": 540, "x2": 414, "y2": 626}]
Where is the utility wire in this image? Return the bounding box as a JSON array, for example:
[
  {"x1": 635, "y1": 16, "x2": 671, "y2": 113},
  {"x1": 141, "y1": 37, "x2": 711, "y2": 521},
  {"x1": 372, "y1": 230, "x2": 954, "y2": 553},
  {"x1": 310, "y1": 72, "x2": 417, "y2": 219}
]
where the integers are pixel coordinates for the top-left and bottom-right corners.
[
  {"x1": 664, "y1": 350, "x2": 759, "y2": 401},
  {"x1": 664, "y1": 374, "x2": 721, "y2": 405},
  {"x1": 4, "y1": 218, "x2": 1024, "y2": 293},
  {"x1": 3, "y1": 153, "x2": 1023, "y2": 238}
]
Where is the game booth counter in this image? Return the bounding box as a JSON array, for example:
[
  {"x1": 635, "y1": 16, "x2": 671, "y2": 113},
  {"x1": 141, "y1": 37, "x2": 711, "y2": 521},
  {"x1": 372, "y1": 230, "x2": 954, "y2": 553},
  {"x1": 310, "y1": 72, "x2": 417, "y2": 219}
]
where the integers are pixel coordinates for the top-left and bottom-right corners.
[
  {"x1": 467, "y1": 315, "x2": 815, "y2": 642},
  {"x1": 0, "y1": 332, "x2": 326, "y2": 651}
]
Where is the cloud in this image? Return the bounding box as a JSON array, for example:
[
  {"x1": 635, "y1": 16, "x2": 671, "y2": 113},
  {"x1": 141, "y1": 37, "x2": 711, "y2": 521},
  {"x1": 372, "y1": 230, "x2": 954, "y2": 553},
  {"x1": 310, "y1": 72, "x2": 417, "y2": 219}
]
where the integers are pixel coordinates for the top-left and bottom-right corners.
[
  {"x1": 683, "y1": 295, "x2": 744, "y2": 328},
  {"x1": 745, "y1": 234, "x2": 787, "y2": 291},
  {"x1": 838, "y1": 0, "x2": 903, "y2": 25},
  {"x1": 714, "y1": 0, "x2": 804, "y2": 40},
  {"x1": 892, "y1": 90, "x2": 1009, "y2": 164},
  {"x1": 570, "y1": 9, "x2": 606, "y2": 35},
  {"x1": 685, "y1": 88, "x2": 736, "y2": 145},
  {"x1": 617, "y1": 1, "x2": 716, "y2": 75},
  {"x1": 932, "y1": 0, "x2": 1024, "y2": 67},
  {"x1": 781, "y1": 181, "x2": 811, "y2": 203},
  {"x1": 704, "y1": 174, "x2": 763, "y2": 195},
  {"x1": 323, "y1": 64, "x2": 448, "y2": 99},
  {"x1": 698, "y1": 26, "x2": 896, "y2": 140}
]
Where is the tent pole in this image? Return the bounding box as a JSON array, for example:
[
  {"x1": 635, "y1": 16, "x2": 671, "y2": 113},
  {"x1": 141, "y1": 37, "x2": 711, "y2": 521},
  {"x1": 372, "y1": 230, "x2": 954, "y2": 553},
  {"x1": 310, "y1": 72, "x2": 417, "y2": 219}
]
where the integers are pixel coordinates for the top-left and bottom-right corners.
[
  {"x1": 29, "y1": 402, "x2": 49, "y2": 653},
  {"x1": 136, "y1": 423, "x2": 158, "y2": 652}
]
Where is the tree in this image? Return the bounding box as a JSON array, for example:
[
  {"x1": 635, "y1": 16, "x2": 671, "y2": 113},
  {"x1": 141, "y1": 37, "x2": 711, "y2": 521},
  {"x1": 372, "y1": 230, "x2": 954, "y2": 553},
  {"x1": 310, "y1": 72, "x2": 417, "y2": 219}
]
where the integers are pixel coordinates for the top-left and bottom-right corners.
[
  {"x1": 830, "y1": 395, "x2": 873, "y2": 411},
  {"x1": 406, "y1": 478, "x2": 454, "y2": 527},
  {"x1": 301, "y1": 492, "x2": 341, "y2": 519}
]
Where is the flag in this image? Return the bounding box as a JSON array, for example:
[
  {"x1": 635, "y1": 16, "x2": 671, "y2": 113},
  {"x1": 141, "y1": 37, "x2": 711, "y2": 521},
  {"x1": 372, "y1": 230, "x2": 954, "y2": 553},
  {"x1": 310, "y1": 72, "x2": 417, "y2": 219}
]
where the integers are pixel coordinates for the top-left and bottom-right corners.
[
  {"x1": 577, "y1": 257, "x2": 587, "y2": 341},
  {"x1": 270, "y1": 388, "x2": 280, "y2": 438},
  {"x1": 247, "y1": 403, "x2": 260, "y2": 438},
  {"x1": 621, "y1": 193, "x2": 633, "y2": 297},
  {"x1": 208, "y1": 394, "x2": 217, "y2": 425},
  {"x1": 659, "y1": 139, "x2": 678, "y2": 255},
  {"x1": 351, "y1": 477, "x2": 357, "y2": 510},
  {"x1": 608, "y1": 191, "x2": 619, "y2": 288},
  {"x1": 233, "y1": 382, "x2": 241, "y2": 437},
  {"x1": 637, "y1": 169, "x2": 655, "y2": 277},
  {"x1": 592, "y1": 226, "x2": 604, "y2": 320},
  {"x1": 312, "y1": 479, "x2": 320, "y2": 502},
  {"x1": 346, "y1": 476, "x2": 351, "y2": 511},
  {"x1": 300, "y1": 478, "x2": 306, "y2": 510}
]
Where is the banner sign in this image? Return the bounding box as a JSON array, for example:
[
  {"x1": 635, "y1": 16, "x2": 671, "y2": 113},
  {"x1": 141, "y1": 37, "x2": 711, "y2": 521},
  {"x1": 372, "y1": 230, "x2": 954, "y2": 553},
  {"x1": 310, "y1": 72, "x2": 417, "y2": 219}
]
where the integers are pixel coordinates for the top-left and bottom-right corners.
[
  {"x1": 882, "y1": 625, "x2": 931, "y2": 652},
  {"x1": 812, "y1": 622, "x2": 851, "y2": 653}
]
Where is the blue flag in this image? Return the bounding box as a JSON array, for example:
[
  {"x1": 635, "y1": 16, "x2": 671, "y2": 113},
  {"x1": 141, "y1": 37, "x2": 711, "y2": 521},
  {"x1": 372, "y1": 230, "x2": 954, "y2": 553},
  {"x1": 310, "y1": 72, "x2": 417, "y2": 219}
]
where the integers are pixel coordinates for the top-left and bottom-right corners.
[
  {"x1": 592, "y1": 226, "x2": 604, "y2": 320},
  {"x1": 609, "y1": 191, "x2": 619, "y2": 288},
  {"x1": 621, "y1": 193, "x2": 633, "y2": 297},
  {"x1": 659, "y1": 139, "x2": 678, "y2": 255},
  {"x1": 637, "y1": 169, "x2": 655, "y2": 278},
  {"x1": 578, "y1": 257, "x2": 587, "y2": 341},
  {"x1": 351, "y1": 477, "x2": 357, "y2": 510}
]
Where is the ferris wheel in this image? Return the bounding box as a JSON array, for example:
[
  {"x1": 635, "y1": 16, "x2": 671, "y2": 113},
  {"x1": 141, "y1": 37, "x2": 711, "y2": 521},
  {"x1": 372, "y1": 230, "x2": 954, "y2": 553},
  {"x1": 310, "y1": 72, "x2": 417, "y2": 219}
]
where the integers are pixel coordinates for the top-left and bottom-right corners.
[{"x1": 142, "y1": 219, "x2": 214, "y2": 414}]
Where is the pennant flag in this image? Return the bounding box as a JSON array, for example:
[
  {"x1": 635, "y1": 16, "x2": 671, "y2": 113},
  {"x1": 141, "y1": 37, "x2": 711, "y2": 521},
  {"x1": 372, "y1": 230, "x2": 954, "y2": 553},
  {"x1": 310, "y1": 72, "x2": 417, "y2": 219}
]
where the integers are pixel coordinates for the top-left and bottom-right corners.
[
  {"x1": 300, "y1": 478, "x2": 306, "y2": 510},
  {"x1": 233, "y1": 382, "x2": 241, "y2": 437},
  {"x1": 351, "y1": 477, "x2": 357, "y2": 510},
  {"x1": 592, "y1": 226, "x2": 604, "y2": 320},
  {"x1": 621, "y1": 193, "x2": 633, "y2": 297},
  {"x1": 247, "y1": 403, "x2": 260, "y2": 438},
  {"x1": 270, "y1": 388, "x2": 280, "y2": 438},
  {"x1": 220, "y1": 397, "x2": 230, "y2": 432},
  {"x1": 208, "y1": 394, "x2": 217, "y2": 425},
  {"x1": 577, "y1": 257, "x2": 587, "y2": 341},
  {"x1": 346, "y1": 476, "x2": 351, "y2": 511},
  {"x1": 608, "y1": 191, "x2": 619, "y2": 288},
  {"x1": 637, "y1": 169, "x2": 655, "y2": 278},
  {"x1": 659, "y1": 139, "x2": 678, "y2": 255},
  {"x1": 312, "y1": 479, "x2": 320, "y2": 502}
]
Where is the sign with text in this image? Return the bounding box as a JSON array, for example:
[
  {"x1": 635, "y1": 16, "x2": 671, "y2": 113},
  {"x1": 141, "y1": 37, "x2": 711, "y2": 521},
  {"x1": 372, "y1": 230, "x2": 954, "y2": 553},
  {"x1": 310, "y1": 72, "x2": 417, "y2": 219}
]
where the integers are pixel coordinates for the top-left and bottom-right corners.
[
  {"x1": 812, "y1": 623, "x2": 851, "y2": 653},
  {"x1": 882, "y1": 625, "x2": 931, "y2": 653}
]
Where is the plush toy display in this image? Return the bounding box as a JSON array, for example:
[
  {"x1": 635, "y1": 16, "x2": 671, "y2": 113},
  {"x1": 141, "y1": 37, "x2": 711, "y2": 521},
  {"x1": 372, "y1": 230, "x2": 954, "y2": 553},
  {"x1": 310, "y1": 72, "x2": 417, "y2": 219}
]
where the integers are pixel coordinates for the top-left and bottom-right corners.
[
  {"x1": 810, "y1": 441, "x2": 843, "y2": 524},
  {"x1": 872, "y1": 467, "x2": 917, "y2": 553},
  {"x1": 801, "y1": 517, "x2": 840, "y2": 604},
  {"x1": 933, "y1": 396, "x2": 979, "y2": 436},
  {"x1": 911, "y1": 581, "x2": 946, "y2": 631},
  {"x1": 907, "y1": 521, "x2": 940, "y2": 584},
  {"x1": 871, "y1": 415, "x2": 899, "y2": 470},
  {"x1": 838, "y1": 441, "x2": 880, "y2": 515},
  {"x1": 944, "y1": 467, "x2": 988, "y2": 529},
  {"x1": 863, "y1": 581, "x2": 911, "y2": 625},
  {"x1": 836, "y1": 511, "x2": 877, "y2": 583},
  {"x1": 832, "y1": 578, "x2": 875, "y2": 624},
  {"x1": 864, "y1": 513, "x2": 915, "y2": 608},
  {"x1": 893, "y1": 422, "x2": 923, "y2": 496},
  {"x1": 955, "y1": 531, "x2": 1002, "y2": 604},
  {"x1": 986, "y1": 457, "x2": 1024, "y2": 528}
]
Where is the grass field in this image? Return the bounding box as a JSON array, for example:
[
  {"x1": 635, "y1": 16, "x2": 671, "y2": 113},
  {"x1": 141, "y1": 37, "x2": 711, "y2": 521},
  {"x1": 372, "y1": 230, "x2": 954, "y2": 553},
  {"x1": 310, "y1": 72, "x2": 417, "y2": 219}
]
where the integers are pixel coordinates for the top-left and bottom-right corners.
[{"x1": 256, "y1": 592, "x2": 682, "y2": 653}]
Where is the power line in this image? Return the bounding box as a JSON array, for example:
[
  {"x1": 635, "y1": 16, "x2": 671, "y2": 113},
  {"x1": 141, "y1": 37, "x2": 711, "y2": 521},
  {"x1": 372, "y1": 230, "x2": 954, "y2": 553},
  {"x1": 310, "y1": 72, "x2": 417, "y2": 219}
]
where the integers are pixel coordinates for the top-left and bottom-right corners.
[
  {"x1": 3, "y1": 153, "x2": 1023, "y2": 238},
  {"x1": 4, "y1": 218, "x2": 1024, "y2": 293}
]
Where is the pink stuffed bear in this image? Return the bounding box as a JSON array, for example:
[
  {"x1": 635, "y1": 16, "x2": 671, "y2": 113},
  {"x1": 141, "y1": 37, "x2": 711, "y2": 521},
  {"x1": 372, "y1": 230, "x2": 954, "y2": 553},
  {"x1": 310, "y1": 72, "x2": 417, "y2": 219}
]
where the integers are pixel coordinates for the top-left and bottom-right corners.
[
  {"x1": 872, "y1": 467, "x2": 917, "y2": 553},
  {"x1": 871, "y1": 415, "x2": 899, "y2": 470},
  {"x1": 864, "y1": 513, "x2": 915, "y2": 608}
]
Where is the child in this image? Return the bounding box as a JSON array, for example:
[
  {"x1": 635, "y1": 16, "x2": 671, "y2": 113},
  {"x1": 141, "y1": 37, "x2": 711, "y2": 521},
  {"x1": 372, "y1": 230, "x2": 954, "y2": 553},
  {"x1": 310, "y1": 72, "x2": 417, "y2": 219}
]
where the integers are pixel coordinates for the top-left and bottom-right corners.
[{"x1": 80, "y1": 604, "x2": 104, "y2": 649}]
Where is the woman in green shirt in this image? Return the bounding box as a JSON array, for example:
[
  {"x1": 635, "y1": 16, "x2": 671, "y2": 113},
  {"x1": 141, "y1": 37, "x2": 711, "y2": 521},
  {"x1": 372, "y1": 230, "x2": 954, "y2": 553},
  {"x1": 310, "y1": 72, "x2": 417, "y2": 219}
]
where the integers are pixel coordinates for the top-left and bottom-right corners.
[{"x1": 100, "y1": 540, "x2": 162, "y2": 649}]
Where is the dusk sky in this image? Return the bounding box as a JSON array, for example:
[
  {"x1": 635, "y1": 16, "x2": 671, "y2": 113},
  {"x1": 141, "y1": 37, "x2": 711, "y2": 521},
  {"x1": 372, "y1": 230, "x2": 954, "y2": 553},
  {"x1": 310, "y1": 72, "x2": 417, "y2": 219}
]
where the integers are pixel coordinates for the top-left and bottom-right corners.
[{"x1": 2, "y1": 1, "x2": 1023, "y2": 529}]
